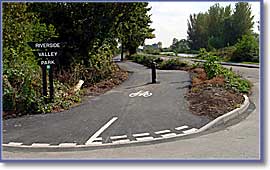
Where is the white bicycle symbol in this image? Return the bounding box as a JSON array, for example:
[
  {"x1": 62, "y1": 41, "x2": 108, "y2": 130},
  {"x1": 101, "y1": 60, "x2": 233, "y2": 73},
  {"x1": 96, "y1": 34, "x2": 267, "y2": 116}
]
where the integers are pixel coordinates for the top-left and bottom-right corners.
[{"x1": 129, "y1": 90, "x2": 152, "y2": 98}]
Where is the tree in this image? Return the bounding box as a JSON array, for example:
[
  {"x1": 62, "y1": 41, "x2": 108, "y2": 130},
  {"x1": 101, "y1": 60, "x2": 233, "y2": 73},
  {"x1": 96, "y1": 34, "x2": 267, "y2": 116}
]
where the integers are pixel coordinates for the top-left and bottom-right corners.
[
  {"x1": 157, "y1": 42, "x2": 162, "y2": 49},
  {"x1": 187, "y1": 2, "x2": 255, "y2": 51},
  {"x1": 30, "y1": 3, "x2": 154, "y2": 63},
  {"x1": 187, "y1": 13, "x2": 208, "y2": 50},
  {"x1": 170, "y1": 38, "x2": 189, "y2": 54},
  {"x1": 230, "y1": 2, "x2": 254, "y2": 44},
  {"x1": 117, "y1": 3, "x2": 155, "y2": 55},
  {"x1": 29, "y1": 3, "x2": 122, "y2": 67}
]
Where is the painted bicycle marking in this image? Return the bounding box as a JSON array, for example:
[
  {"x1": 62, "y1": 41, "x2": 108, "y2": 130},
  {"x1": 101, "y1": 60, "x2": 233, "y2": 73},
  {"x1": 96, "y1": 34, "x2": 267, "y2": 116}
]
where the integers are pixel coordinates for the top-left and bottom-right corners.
[{"x1": 129, "y1": 90, "x2": 152, "y2": 98}]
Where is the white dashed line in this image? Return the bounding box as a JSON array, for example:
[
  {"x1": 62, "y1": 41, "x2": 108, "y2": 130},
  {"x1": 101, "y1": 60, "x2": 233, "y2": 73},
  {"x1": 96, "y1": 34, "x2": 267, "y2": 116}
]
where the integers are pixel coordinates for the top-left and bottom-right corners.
[
  {"x1": 175, "y1": 125, "x2": 189, "y2": 131},
  {"x1": 59, "y1": 143, "x2": 77, "y2": 147},
  {"x1": 155, "y1": 129, "x2": 171, "y2": 134},
  {"x1": 112, "y1": 139, "x2": 130, "y2": 144},
  {"x1": 7, "y1": 142, "x2": 23, "y2": 146},
  {"x1": 94, "y1": 137, "x2": 102, "y2": 141},
  {"x1": 183, "y1": 128, "x2": 198, "y2": 134},
  {"x1": 90, "y1": 141, "x2": 103, "y2": 145},
  {"x1": 110, "y1": 135, "x2": 128, "y2": 140},
  {"x1": 135, "y1": 136, "x2": 154, "y2": 141},
  {"x1": 133, "y1": 132, "x2": 150, "y2": 137},
  {"x1": 31, "y1": 143, "x2": 50, "y2": 147},
  {"x1": 85, "y1": 117, "x2": 118, "y2": 145},
  {"x1": 161, "y1": 133, "x2": 177, "y2": 138},
  {"x1": 4, "y1": 125, "x2": 200, "y2": 148}
]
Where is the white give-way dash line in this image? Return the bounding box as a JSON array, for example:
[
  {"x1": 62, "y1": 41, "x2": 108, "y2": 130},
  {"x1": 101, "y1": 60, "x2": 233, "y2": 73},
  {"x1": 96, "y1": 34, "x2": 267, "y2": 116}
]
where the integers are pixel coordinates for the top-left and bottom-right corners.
[{"x1": 85, "y1": 117, "x2": 118, "y2": 145}]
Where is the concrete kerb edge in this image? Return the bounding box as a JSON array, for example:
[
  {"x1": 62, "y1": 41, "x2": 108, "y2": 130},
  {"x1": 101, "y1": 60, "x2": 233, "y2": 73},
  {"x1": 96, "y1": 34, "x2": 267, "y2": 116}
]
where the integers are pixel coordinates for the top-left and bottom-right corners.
[{"x1": 2, "y1": 95, "x2": 250, "y2": 150}]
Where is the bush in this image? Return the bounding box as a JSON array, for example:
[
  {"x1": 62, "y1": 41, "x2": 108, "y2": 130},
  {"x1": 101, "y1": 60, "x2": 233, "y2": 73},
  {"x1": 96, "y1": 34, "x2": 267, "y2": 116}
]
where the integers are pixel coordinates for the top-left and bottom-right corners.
[
  {"x1": 203, "y1": 55, "x2": 222, "y2": 79},
  {"x1": 2, "y1": 4, "x2": 84, "y2": 116},
  {"x1": 212, "y1": 46, "x2": 237, "y2": 61},
  {"x1": 35, "y1": 81, "x2": 82, "y2": 113},
  {"x1": 196, "y1": 48, "x2": 219, "y2": 60},
  {"x1": 158, "y1": 59, "x2": 188, "y2": 70},
  {"x1": 2, "y1": 3, "x2": 58, "y2": 114},
  {"x1": 129, "y1": 54, "x2": 158, "y2": 67},
  {"x1": 231, "y1": 34, "x2": 259, "y2": 62},
  {"x1": 203, "y1": 54, "x2": 251, "y2": 93},
  {"x1": 129, "y1": 54, "x2": 189, "y2": 70}
]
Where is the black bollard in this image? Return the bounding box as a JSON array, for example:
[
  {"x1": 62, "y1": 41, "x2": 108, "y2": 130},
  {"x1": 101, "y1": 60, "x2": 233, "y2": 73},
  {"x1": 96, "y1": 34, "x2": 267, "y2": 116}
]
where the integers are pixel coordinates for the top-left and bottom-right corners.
[{"x1": 151, "y1": 61, "x2": 157, "y2": 83}]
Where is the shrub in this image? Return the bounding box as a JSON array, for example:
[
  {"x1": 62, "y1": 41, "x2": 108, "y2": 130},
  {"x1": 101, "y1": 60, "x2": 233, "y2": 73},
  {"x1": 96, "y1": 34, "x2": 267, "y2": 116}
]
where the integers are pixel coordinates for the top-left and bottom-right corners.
[
  {"x1": 212, "y1": 46, "x2": 237, "y2": 61},
  {"x1": 231, "y1": 34, "x2": 259, "y2": 62},
  {"x1": 2, "y1": 3, "x2": 57, "y2": 114},
  {"x1": 158, "y1": 59, "x2": 188, "y2": 70},
  {"x1": 203, "y1": 54, "x2": 222, "y2": 79},
  {"x1": 129, "y1": 54, "x2": 157, "y2": 67},
  {"x1": 203, "y1": 54, "x2": 251, "y2": 93}
]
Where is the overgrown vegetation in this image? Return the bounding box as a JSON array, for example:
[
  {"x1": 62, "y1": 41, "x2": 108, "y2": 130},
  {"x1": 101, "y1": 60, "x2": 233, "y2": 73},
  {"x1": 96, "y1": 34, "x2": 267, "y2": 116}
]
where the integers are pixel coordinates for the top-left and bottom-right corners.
[{"x1": 3, "y1": 2, "x2": 154, "y2": 117}]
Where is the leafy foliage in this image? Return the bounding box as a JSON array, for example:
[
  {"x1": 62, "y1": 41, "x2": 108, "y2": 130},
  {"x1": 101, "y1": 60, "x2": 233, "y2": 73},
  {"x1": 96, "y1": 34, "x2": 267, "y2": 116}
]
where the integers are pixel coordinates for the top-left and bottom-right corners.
[
  {"x1": 202, "y1": 53, "x2": 251, "y2": 93},
  {"x1": 158, "y1": 59, "x2": 188, "y2": 70},
  {"x1": 2, "y1": 3, "x2": 57, "y2": 114},
  {"x1": 231, "y1": 34, "x2": 259, "y2": 62},
  {"x1": 187, "y1": 2, "x2": 256, "y2": 51},
  {"x1": 170, "y1": 38, "x2": 190, "y2": 54},
  {"x1": 203, "y1": 55, "x2": 222, "y2": 79},
  {"x1": 128, "y1": 54, "x2": 188, "y2": 70}
]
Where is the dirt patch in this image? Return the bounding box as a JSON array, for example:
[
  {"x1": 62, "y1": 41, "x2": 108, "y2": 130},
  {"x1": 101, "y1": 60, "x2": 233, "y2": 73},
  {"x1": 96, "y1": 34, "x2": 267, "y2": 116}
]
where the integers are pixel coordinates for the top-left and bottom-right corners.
[
  {"x1": 186, "y1": 67, "x2": 244, "y2": 119},
  {"x1": 84, "y1": 66, "x2": 128, "y2": 96}
]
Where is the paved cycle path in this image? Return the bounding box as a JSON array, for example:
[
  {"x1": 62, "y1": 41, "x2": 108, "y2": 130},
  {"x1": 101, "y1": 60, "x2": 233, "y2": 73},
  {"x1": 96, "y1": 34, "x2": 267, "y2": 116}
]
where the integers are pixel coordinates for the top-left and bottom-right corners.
[{"x1": 3, "y1": 61, "x2": 210, "y2": 147}]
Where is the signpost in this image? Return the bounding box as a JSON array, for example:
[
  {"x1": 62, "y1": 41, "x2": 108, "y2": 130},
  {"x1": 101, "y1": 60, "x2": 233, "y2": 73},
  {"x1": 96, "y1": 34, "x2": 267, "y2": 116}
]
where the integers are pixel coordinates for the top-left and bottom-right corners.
[{"x1": 28, "y1": 42, "x2": 62, "y2": 102}]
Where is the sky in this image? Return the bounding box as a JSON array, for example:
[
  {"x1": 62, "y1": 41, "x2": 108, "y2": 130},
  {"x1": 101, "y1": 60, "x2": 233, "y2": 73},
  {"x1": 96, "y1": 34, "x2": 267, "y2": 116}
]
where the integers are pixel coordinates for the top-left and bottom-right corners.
[{"x1": 144, "y1": 1, "x2": 260, "y2": 48}]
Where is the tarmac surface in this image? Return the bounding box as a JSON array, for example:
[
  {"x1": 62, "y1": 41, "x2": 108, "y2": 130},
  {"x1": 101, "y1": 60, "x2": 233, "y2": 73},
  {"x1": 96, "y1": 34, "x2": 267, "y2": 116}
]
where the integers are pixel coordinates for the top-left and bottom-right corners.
[{"x1": 2, "y1": 61, "x2": 210, "y2": 146}]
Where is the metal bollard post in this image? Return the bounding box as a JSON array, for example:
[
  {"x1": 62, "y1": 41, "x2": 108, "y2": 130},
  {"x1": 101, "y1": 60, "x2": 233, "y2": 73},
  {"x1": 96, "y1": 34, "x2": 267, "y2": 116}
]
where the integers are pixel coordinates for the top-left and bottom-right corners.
[{"x1": 151, "y1": 61, "x2": 157, "y2": 83}]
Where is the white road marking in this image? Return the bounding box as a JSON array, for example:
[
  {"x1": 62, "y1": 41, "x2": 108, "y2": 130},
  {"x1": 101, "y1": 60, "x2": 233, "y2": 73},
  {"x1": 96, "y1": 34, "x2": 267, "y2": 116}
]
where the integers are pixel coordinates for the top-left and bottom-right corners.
[
  {"x1": 129, "y1": 90, "x2": 152, "y2": 98},
  {"x1": 112, "y1": 139, "x2": 130, "y2": 144},
  {"x1": 94, "y1": 137, "x2": 102, "y2": 141},
  {"x1": 161, "y1": 133, "x2": 177, "y2": 138},
  {"x1": 91, "y1": 141, "x2": 103, "y2": 145},
  {"x1": 155, "y1": 129, "x2": 171, "y2": 134},
  {"x1": 183, "y1": 128, "x2": 198, "y2": 134},
  {"x1": 135, "y1": 136, "x2": 154, "y2": 141},
  {"x1": 133, "y1": 132, "x2": 150, "y2": 137},
  {"x1": 8, "y1": 142, "x2": 23, "y2": 146},
  {"x1": 59, "y1": 143, "x2": 77, "y2": 147},
  {"x1": 85, "y1": 117, "x2": 118, "y2": 145},
  {"x1": 175, "y1": 125, "x2": 189, "y2": 131},
  {"x1": 31, "y1": 143, "x2": 50, "y2": 147},
  {"x1": 110, "y1": 135, "x2": 128, "y2": 140}
]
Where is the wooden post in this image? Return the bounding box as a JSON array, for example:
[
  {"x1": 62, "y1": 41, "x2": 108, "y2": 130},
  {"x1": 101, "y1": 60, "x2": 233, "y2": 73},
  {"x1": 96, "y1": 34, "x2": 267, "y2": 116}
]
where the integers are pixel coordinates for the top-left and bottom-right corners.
[
  {"x1": 49, "y1": 65, "x2": 54, "y2": 102},
  {"x1": 42, "y1": 65, "x2": 47, "y2": 103}
]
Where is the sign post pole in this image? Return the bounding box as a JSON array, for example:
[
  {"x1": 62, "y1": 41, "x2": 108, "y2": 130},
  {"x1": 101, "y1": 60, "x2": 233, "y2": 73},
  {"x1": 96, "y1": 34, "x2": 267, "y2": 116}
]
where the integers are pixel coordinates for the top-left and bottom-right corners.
[
  {"x1": 48, "y1": 65, "x2": 54, "y2": 101},
  {"x1": 28, "y1": 42, "x2": 62, "y2": 103},
  {"x1": 42, "y1": 65, "x2": 47, "y2": 103}
]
